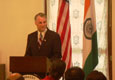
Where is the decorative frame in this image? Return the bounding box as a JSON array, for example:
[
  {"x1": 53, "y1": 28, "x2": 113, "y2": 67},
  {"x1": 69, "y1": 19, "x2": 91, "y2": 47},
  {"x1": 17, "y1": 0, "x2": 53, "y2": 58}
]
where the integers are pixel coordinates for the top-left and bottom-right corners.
[{"x1": 108, "y1": 0, "x2": 112, "y2": 80}]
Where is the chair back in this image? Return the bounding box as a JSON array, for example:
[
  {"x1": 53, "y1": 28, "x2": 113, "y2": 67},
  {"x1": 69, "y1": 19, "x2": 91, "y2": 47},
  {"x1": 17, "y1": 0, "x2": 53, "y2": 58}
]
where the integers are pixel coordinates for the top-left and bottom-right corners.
[{"x1": 23, "y1": 74, "x2": 40, "y2": 80}]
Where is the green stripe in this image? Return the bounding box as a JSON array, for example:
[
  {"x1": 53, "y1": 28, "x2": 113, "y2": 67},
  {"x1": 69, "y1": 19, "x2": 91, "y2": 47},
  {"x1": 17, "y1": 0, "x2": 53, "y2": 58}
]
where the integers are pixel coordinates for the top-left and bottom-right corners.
[{"x1": 83, "y1": 32, "x2": 98, "y2": 78}]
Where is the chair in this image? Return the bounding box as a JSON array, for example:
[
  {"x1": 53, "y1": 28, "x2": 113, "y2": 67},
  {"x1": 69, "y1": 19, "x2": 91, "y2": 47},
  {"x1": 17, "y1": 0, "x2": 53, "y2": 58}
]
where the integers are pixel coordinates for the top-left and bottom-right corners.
[{"x1": 23, "y1": 74, "x2": 40, "y2": 80}]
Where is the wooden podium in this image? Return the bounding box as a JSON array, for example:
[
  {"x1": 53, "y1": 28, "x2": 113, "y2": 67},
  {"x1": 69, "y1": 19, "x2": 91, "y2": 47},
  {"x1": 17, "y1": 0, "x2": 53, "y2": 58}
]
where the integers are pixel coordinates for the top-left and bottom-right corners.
[{"x1": 10, "y1": 56, "x2": 51, "y2": 77}]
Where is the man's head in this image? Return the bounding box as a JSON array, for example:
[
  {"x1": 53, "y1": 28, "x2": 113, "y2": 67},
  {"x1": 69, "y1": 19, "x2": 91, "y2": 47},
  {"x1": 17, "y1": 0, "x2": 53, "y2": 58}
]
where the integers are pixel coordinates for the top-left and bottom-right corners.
[
  {"x1": 49, "y1": 59, "x2": 66, "y2": 80},
  {"x1": 86, "y1": 70, "x2": 107, "y2": 80},
  {"x1": 65, "y1": 67, "x2": 85, "y2": 80},
  {"x1": 34, "y1": 12, "x2": 47, "y2": 32}
]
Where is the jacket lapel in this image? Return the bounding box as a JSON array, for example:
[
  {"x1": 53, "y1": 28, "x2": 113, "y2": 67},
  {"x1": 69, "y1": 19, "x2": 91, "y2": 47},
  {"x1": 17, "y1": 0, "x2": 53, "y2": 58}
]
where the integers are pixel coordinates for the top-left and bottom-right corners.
[
  {"x1": 40, "y1": 29, "x2": 50, "y2": 48},
  {"x1": 34, "y1": 31, "x2": 41, "y2": 49}
]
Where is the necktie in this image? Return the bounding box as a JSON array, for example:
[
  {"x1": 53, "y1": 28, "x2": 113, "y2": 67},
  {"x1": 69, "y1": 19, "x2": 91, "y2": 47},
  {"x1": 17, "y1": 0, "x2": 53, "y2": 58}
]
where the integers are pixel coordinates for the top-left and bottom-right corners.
[{"x1": 39, "y1": 33, "x2": 43, "y2": 45}]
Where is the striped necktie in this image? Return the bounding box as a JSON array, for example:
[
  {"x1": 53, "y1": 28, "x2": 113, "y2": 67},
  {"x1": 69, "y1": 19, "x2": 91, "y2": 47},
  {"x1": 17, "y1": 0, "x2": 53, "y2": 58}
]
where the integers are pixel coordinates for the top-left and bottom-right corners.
[{"x1": 39, "y1": 33, "x2": 43, "y2": 45}]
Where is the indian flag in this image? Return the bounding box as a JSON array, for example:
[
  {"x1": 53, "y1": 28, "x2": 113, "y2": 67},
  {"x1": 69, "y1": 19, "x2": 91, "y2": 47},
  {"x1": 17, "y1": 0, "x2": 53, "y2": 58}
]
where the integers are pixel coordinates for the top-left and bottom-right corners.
[{"x1": 83, "y1": 0, "x2": 98, "y2": 77}]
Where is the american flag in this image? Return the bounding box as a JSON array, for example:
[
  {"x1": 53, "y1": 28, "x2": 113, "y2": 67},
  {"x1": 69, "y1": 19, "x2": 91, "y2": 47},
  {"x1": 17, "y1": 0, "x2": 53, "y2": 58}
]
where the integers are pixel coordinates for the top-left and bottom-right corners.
[{"x1": 56, "y1": 0, "x2": 72, "y2": 69}]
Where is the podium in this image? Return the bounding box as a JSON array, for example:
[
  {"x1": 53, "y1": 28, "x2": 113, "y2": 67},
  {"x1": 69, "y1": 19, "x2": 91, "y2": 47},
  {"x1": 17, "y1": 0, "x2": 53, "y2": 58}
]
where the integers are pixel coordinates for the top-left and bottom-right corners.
[{"x1": 10, "y1": 56, "x2": 51, "y2": 78}]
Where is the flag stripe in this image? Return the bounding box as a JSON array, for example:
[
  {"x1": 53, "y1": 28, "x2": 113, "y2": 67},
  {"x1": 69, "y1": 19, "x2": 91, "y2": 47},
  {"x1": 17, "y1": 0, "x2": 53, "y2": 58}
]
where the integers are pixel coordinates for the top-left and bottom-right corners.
[
  {"x1": 62, "y1": 28, "x2": 71, "y2": 60},
  {"x1": 84, "y1": 0, "x2": 90, "y2": 19},
  {"x1": 57, "y1": 0, "x2": 66, "y2": 32},
  {"x1": 64, "y1": 38, "x2": 72, "y2": 69},
  {"x1": 83, "y1": 32, "x2": 98, "y2": 76},
  {"x1": 62, "y1": 21, "x2": 70, "y2": 56},
  {"x1": 67, "y1": 45, "x2": 72, "y2": 69},
  {"x1": 60, "y1": 8, "x2": 69, "y2": 44},
  {"x1": 57, "y1": 0, "x2": 72, "y2": 69},
  {"x1": 64, "y1": 39, "x2": 70, "y2": 65},
  {"x1": 57, "y1": 3, "x2": 69, "y2": 36}
]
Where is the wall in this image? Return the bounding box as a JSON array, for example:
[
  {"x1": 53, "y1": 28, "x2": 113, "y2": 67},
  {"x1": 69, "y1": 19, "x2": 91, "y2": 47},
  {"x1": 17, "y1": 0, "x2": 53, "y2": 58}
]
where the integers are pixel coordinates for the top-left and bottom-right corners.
[
  {"x1": 0, "y1": 0, "x2": 44, "y2": 77},
  {"x1": 112, "y1": 0, "x2": 115, "y2": 80}
]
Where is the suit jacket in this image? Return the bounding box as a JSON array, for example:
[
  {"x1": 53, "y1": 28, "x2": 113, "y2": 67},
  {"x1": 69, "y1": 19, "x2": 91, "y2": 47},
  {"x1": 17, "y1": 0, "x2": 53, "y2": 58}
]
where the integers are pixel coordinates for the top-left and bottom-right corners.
[{"x1": 25, "y1": 29, "x2": 62, "y2": 59}]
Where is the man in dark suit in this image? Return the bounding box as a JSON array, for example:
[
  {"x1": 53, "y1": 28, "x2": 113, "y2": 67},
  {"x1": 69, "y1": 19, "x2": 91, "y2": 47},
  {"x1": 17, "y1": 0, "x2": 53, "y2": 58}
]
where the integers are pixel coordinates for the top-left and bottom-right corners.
[
  {"x1": 24, "y1": 13, "x2": 62, "y2": 78},
  {"x1": 25, "y1": 12, "x2": 62, "y2": 59}
]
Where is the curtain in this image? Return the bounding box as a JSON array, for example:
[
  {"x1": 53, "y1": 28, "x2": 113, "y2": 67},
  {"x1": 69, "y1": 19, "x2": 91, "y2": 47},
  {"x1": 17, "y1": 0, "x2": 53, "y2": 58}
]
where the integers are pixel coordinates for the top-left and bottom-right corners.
[{"x1": 47, "y1": 0, "x2": 108, "y2": 79}]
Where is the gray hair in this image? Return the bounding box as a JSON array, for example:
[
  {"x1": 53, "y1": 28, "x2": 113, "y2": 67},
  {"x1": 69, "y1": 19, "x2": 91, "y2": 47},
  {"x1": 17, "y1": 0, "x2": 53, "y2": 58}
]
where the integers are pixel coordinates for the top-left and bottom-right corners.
[{"x1": 34, "y1": 12, "x2": 47, "y2": 20}]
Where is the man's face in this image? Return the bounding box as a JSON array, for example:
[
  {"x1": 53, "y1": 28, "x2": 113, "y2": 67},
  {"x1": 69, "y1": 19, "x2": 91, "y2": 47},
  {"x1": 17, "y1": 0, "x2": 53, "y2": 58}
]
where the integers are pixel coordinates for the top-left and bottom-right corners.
[{"x1": 35, "y1": 16, "x2": 47, "y2": 32}]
